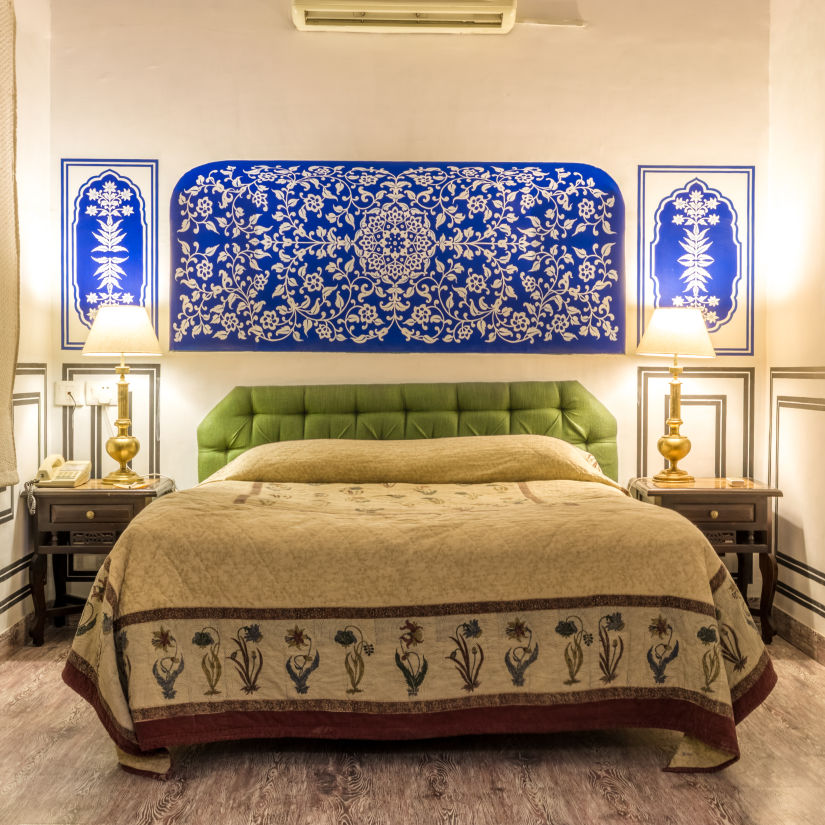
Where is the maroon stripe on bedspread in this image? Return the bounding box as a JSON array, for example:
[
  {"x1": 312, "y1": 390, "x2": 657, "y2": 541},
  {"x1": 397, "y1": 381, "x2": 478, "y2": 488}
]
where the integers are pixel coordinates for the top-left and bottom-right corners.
[
  {"x1": 709, "y1": 564, "x2": 729, "y2": 593},
  {"x1": 731, "y1": 651, "x2": 776, "y2": 721},
  {"x1": 517, "y1": 481, "x2": 544, "y2": 503},
  {"x1": 62, "y1": 652, "x2": 141, "y2": 753},
  {"x1": 115, "y1": 594, "x2": 716, "y2": 627},
  {"x1": 133, "y1": 697, "x2": 741, "y2": 770},
  {"x1": 233, "y1": 481, "x2": 263, "y2": 504}
]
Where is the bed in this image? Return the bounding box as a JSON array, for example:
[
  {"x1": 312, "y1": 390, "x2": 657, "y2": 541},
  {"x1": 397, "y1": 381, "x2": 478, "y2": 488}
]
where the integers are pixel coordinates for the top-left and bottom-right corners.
[{"x1": 62, "y1": 381, "x2": 775, "y2": 777}]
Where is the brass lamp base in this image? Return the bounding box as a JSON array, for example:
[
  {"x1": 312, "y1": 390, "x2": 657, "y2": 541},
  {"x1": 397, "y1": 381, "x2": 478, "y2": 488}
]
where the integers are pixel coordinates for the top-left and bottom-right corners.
[
  {"x1": 653, "y1": 466, "x2": 695, "y2": 484},
  {"x1": 653, "y1": 362, "x2": 694, "y2": 484},
  {"x1": 101, "y1": 362, "x2": 144, "y2": 485},
  {"x1": 102, "y1": 429, "x2": 143, "y2": 485}
]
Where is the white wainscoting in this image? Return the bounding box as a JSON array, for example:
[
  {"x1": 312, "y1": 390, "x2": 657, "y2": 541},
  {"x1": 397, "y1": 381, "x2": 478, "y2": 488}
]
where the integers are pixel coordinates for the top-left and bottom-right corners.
[{"x1": 769, "y1": 368, "x2": 825, "y2": 637}]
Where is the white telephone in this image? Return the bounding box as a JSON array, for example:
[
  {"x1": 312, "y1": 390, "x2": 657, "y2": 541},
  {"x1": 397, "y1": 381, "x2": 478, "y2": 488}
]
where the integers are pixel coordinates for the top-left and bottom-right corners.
[{"x1": 35, "y1": 454, "x2": 92, "y2": 487}]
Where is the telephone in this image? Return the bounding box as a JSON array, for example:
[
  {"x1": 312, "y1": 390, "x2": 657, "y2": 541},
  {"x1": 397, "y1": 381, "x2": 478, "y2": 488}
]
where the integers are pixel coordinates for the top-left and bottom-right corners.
[{"x1": 35, "y1": 454, "x2": 92, "y2": 487}]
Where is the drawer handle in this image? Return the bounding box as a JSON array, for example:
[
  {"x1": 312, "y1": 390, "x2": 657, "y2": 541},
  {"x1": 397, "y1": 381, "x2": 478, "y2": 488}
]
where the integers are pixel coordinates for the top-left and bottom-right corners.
[
  {"x1": 709, "y1": 510, "x2": 719, "y2": 520},
  {"x1": 86, "y1": 510, "x2": 95, "y2": 520}
]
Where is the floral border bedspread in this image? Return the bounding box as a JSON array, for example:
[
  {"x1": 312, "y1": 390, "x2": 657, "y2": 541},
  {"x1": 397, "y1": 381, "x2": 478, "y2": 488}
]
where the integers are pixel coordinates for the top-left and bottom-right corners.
[{"x1": 63, "y1": 471, "x2": 774, "y2": 777}]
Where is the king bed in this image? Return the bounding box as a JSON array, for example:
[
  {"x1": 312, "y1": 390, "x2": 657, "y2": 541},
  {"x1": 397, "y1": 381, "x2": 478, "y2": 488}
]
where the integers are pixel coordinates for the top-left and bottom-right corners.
[{"x1": 62, "y1": 381, "x2": 775, "y2": 777}]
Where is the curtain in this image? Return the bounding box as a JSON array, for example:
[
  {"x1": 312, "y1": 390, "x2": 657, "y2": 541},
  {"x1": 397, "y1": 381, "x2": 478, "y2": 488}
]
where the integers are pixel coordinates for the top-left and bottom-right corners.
[{"x1": 0, "y1": 0, "x2": 19, "y2": 487}]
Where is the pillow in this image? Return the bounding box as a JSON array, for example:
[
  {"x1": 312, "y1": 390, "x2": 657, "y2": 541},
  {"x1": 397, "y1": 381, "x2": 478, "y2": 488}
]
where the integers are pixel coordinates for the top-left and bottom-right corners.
[{"x1": 202, "y1": 434, "x2": 623, "y2": 491}]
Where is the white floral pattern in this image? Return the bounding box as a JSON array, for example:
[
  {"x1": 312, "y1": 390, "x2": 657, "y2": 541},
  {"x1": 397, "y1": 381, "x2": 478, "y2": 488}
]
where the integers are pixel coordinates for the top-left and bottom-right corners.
[{"x1": 171, "y1": 162, "x2": 624, "y2": 351}]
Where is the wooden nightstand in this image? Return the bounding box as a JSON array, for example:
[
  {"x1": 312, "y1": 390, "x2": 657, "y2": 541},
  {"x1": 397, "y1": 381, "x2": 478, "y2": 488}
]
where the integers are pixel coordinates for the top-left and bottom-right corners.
[
  {"x1": 27, "y1": 478, "x2": 174, "y2": 646},
  {"x1": 628, "y1": 478, "x2": 782, "y2": 644}
]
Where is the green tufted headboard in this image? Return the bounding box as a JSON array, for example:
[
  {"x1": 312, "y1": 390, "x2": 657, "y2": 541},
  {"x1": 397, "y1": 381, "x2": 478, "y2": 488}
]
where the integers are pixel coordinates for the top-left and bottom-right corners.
[{"x1": 197, "y1": 381, "x2": 618, "y2": 483}]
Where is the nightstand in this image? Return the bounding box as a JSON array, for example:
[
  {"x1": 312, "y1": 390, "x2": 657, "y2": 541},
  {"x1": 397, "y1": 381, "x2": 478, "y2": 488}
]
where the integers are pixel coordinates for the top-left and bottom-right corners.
[
  {"x1": 628, "y1": 478, "x2": 782, "y2": 644},
  {"x1": 27, "y1": 478, "x2": 174, "y2": 646}
]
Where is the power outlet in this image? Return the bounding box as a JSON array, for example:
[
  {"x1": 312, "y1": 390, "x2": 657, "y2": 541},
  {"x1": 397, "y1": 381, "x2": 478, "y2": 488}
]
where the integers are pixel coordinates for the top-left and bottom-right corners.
[
  {"x1": 54, "y1": 380, "x2": 85, "y2": 406},
  {"x1": 85, "y1": 380, "x2": 115, "y2": 406}
]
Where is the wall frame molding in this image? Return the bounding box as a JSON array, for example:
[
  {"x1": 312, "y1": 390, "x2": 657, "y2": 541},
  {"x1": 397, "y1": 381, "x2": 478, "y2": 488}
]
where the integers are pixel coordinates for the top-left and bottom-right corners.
[
  {"x1": 637, "y1": 365, "x2": 753, "y2": 479},
  {"x1": 769, "y1": 368, "x2": 825, "y2": 627},
  {"x1": 61, "y1": 362, "x2": 160, "y2": 478}
]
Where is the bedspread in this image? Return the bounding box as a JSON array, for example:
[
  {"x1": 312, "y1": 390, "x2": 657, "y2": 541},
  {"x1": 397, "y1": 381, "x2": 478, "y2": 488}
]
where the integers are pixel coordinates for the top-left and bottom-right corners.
[{"x1": 62, "y1": 436, "x2": 775, "y2": 776}]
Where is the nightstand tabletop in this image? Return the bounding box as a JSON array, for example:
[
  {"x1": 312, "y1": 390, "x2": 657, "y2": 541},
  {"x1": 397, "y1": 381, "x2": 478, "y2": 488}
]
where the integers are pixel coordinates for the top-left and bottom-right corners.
[
  {"x1": 629, "y1": 477, "x2": 782, "y2": 497},
  {"x1": 31, "y1": 477, "x2": 175, "y2": 498}
]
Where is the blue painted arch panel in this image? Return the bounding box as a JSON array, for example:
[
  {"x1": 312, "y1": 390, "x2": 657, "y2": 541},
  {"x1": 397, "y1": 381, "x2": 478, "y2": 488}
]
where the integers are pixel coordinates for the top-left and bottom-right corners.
[{"x1": 170, "y1": 161, "x2": 625, "y2": 353}]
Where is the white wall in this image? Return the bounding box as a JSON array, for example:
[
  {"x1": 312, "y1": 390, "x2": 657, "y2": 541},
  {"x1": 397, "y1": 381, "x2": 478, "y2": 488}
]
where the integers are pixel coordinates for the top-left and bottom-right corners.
[
  {"x1": 44, "y1": 0, "x2": 769, "y2": 490},
  {"x1": 767, "y1": 0, "x2": 825, "y2": 638}
]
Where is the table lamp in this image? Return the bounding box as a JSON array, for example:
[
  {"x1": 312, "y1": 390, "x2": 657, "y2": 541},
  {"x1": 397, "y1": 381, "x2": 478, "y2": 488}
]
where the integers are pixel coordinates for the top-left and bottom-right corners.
[
  {"x1": 81, "y1": 305, "x2": 161, "y2": 485},
  {"x1": 637, "y1": 307, "x2": 715, "y2": 484}
]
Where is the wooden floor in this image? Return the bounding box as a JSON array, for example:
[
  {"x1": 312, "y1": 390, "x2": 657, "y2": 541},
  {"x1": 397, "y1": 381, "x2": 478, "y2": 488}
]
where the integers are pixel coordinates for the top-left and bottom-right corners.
[{"x1": 1, "y1": 628, "x2": 823, "y2": 825}]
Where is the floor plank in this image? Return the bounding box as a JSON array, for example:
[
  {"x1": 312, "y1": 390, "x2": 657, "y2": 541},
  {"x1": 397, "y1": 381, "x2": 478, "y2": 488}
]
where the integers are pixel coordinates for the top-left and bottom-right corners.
[{"x1": 0, "y1": 628, "x2": 823, "y2": 825}]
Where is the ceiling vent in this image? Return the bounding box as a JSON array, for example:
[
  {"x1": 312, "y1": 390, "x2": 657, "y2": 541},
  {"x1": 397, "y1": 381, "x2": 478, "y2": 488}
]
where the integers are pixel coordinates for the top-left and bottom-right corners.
[{"x1": 291, "y1": 0, "x2": 518, "y2": 34}]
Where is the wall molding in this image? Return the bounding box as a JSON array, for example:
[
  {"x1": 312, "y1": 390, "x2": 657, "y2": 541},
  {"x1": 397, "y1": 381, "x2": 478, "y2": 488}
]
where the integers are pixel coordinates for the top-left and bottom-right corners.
[
  {"x1": 61, "y1": 362, "x2": 160, "y2": 477},
  {"x1": 769, "y1": 370, "x2": 825, "y2": 630},
  {"x1": 0, "y1": 363, "x2": 48, "y2": 524},
  {"x1": 637, "y1": 366, "x2": 753, "y2": 479}
]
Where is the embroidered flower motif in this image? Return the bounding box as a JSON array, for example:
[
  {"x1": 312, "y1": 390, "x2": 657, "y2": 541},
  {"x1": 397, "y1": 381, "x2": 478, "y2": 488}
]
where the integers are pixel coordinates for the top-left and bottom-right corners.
[
  {"x1": 285, "y1": 625, "x2": 308, "y2": 648},
  {"x1": 196, "y1": 260, "x2": 213, "y2": 280},
  {"x1": 399, "y1": 620, "x2": 424, "y2": 649},
  {"x1": 521, "y1": 275, "x2": 537, "y2": 293},
  {"x1": 196, "y1": 197, "x2": 212, "y2": 217},
  {"x1": 520, "y1": 193, "x2": 535, "y2": 211},
  {"x1": 697, "y1": 626, "x2": 718, "y2": 645},
  {"x1": 603, "y1": 612, "x2": 625, "y2": 632},
  {"x1": 506, "y1": 618, "x2": 529, "y2": 641},
  {"x1": 243, "y1": 624, "x2": 263, "y2": 643},
  {"x1": 461, "y1": 619, "x2": 482, "y2": 639},
  {"x1": 261, "y1": 310, "x2": 278, "y2": 330},
  {"x1": 335, "y1": 629, "x2": 357, "y2": 647},
  {"x1": 316, "y1": 321, "x2": 333, "y2": 340},
  {"x1": 152, "y1": 626, "x2": 174, "y2": 652},
  {"x1": 649, "y1": 615, "x2": 670, "y2": 638},
  {"x1": 192, "y1": 631, "x2": 214, "y2": 647},
  {"x1": 551, "y1": 315, "x2": 570, "y2": 333},
  {"x1": 578, "y1": 198, "x2": 595, "y2": 219}
]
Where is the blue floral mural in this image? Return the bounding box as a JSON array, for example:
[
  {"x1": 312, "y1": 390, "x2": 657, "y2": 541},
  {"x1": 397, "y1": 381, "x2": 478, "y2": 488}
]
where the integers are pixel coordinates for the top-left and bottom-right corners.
[
  {"x1": 61, "y1": 159, "x2": 158, "y2": 350},
  {"x1": 170, "y1": 161, "x2": 625, "y2": 353},
  {"x1": 637, "y1": 165, "x2": 754, "y2": 356},
  {"x1": 651, "y1": 178, "x2": 740, "y2": 333}
]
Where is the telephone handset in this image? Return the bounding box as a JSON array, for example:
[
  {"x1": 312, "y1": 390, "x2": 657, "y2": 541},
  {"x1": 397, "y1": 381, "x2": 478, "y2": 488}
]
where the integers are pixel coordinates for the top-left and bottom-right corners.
[{"x1": 35, "y1": 454, "x2": 92, "y2": 487}]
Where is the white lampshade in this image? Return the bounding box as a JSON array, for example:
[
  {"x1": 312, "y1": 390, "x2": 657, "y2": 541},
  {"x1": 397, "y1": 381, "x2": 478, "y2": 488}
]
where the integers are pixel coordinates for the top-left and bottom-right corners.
[
  {"x1": 81, "y1": 305, "x2": 161, "y2": 357},
  {"x1": 637, "y1": 307, "x2": 715, "y2": 359}
]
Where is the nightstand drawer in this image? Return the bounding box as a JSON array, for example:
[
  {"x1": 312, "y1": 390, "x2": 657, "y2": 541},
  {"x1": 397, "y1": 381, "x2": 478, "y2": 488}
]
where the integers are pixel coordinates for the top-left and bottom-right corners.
[
  {"x1": 670, "y1": 502, "x2": 755, "y2": 524},
  {"x1": 50, "y1": 503, "x2": 134, "y2": 524}
]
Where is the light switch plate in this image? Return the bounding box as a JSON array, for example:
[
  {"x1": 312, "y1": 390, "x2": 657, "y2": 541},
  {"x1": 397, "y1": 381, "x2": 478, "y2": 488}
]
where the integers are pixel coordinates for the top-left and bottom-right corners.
[{"x1": 54, "y1": 380, "x2": 85, "y2": 406}]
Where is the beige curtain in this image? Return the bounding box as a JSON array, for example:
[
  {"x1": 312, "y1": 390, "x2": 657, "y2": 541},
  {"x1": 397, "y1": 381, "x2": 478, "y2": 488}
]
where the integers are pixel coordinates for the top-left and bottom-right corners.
[{"x1": 0, "y1": 0, "x2": 19, "y2": 486}]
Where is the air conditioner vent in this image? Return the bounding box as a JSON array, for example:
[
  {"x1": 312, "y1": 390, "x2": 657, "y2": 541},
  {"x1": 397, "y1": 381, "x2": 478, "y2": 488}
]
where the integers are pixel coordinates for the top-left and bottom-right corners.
[{"x1": 292, "y1": 1, "x2": 517, "y2": 34}]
